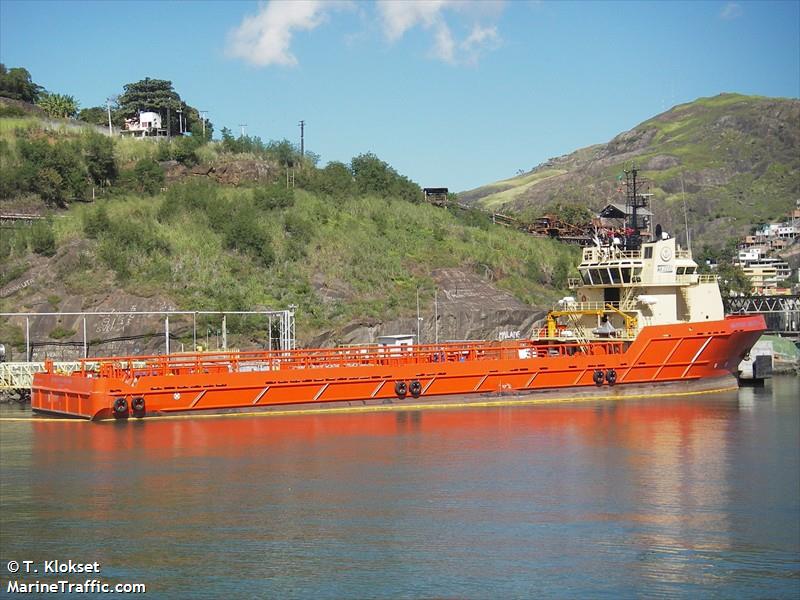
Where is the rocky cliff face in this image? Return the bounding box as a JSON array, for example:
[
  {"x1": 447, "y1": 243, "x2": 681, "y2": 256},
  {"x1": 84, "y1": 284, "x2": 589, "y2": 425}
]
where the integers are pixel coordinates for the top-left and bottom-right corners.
[
  {"x1": 309, "y1": 268, "x2": 545, "y2": 347},
  {"x1": 2, "y1": 253, "x2": 545, "y2": 358},
  {"x1": 461, "y1": 94, "x2": 800, "y2": 247},
  {"x1": 161, "y1": 158, "x2": 279, "y2": 186}
]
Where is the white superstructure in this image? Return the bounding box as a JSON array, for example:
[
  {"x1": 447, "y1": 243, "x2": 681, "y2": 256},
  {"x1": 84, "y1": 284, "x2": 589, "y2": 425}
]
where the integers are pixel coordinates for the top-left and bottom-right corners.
[{"x1": 552, "y1": 235, "x2": 724, "y2": 341}]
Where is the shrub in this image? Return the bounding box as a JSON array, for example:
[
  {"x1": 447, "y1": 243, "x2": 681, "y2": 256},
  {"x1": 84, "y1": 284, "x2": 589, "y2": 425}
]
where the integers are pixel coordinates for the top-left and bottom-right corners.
[
  {"x1": 253, "y1": 184, "x2": 294, "y2": 210},
  {"x1": 82, "y1": 205, "x2": 111, "y2": 239},
  {"x1": 157, "y1": 179, "x2": 219, "y2": 222},
  {"x1": 299, "y1": 161, "x2": 356, "y2": 200},
  {"x1": 83, "y1": 132, "x2": 117, "y2": 185},
  {"x1": 351, "y1": 153, "x2": 422, "y2": 203},
  {"x1": 0, "y1": 104, "x2": 27, "y2": 117},
  {"x1": 48, "y1": 325, "x2": 75, "y2": 340},
  {"x1": 30, "y1": 220, "x2": 56, "y2": 256},
  {"x1": 172, "y1": 136, "x2": 201, "y2": 166},
  {"x1": 97, "y1": 218, "x2": 170, "y2": 280},
  {"x1": 224, "y1": 206, "x2": 274, "y2": 267},
  {"x1": 133, "y1": 158, "x2": 164, "y2": 195},
  {"x1": 17, "y1": 137, "x2": 86, "y2": 206},
  {"x1": 283, "y1": 212, "x2": 313, "y2": 244}
]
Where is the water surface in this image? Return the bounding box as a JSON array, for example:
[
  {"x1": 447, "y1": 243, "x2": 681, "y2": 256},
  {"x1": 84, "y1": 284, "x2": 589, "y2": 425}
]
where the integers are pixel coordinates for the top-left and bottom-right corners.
[{"x1": 1, "y1": 378, "x2": 798, "y2": 598}]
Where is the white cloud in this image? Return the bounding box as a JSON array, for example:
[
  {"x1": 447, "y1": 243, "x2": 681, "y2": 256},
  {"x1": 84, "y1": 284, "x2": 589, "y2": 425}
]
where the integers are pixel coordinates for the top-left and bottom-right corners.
[
  {"x1": 379, "y1": 0, "x2": 452, "y2": 41},
  {"x1": 377, "y1": 0, "x2": 504, "y2": 65},
  {"x1": 720, "y1": 2, "x2": 743, "y2": 20},
  {"x1": 227, "y1": 0, "x2": 504, "y2": 68},
  {"x1": 461, "y1": 24, "x2": 500, "y2": 61},
  {"x1": 433, "y1": 22, "x2": 456, "y2": 64},
  {"x1": 227, "y1": 0, "x2": 340, "y2": 67}
]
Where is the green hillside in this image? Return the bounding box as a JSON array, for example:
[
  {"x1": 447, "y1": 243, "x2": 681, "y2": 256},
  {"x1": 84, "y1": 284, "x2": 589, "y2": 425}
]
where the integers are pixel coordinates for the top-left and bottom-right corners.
[
  {"x1": 0, "y1": 112, "x2": 576, "y2": 348},
  {"x1": 461, "y1": 93, "x2": 800, "y2": 246}
]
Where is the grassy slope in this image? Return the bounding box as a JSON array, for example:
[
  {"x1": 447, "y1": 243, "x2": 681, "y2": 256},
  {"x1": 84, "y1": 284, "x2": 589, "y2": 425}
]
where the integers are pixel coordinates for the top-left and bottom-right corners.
[
  {"x1": 459, "y1": 94, "x2": 800, "y2": 245},
  {"x1": 1, "y1": 190, "x2": 576, "y2": 340},
  {"x1": 0, "y1": 116, "x2": 577, "y2": 342}
]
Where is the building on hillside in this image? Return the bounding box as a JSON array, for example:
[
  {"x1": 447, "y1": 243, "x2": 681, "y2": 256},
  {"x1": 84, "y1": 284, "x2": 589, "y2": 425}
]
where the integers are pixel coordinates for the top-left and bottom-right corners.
[
  {"x1": 423, "y1": 188, "x2": 449, "y2": 206},
  {"x1": 734, "y1": 247, "x2": 793, "y2": 294},
  {"x1": 122, "y1": 111, "x2": 167, "y2": 138}
]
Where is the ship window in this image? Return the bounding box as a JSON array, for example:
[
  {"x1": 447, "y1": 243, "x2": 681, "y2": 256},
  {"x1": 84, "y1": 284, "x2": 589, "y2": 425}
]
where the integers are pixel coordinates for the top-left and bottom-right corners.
[
  {"x1": 621, "y1": 268, "x2": 632, "y2": 283},
  {"x1": 599, "y1": 269, "x2": 611, "y2": 285},
  {"x1": 644, "y1": 246, "x2": 653, "y2": 259},
  {"x1": 687, "y1": 267, "x2": 696, "y2": 274},
  {"x1": 581, "y1": 270, "x2": 592, "y2": 285},
  {"x1": 677, "y1": 267, "x2": 685, "y2": 275},
  {"x1": 609, "y1": 268, "x2": 621, "y2": 284}
]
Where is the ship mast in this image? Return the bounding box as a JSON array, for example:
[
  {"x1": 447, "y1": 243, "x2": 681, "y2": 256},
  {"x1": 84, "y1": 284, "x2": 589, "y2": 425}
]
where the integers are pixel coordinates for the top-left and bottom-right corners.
[{"x1": 623, "y1": 166, "x2": 649, "y2": 250}]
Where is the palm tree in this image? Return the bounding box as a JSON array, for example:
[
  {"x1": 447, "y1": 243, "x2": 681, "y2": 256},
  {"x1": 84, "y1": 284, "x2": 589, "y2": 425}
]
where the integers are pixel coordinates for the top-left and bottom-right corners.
[{"x1": 36, "y1": 93, "x2": 79, "y2": 119}]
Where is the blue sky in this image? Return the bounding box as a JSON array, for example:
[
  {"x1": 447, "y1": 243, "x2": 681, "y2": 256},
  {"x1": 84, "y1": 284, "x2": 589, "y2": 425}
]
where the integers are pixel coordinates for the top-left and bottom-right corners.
[{"x1": 1, "y1": 0, "x2": 798, "y2": 191}]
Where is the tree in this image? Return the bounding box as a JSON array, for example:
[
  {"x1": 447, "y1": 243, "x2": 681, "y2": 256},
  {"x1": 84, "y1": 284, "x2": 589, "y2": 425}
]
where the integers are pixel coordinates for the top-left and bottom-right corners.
[
  {"x1": 77, "y1": 106, "x2": 109, "y2": 126},
  {"x1": 266, "y1": 139, "x2": 300, "y2": 166},
  {"x1": 300, "y1": 161, "x2": 355, "y2": 200},
  {"x1": 716, "y1": 262, "x2": 752, "y2": 296},
  {"x1": 37, "y1": 93, "x2": 79, "y2": 118},
  {"x1": 83, "y1": 133, "x2": 117, "y2": 185},
  {"x1": 190, "y1": 119, "x2": 213, "y2": 142},
  {"x1": 0, "y1": 64, "x2": 42, "y2": 103},
  {"x1": 116, "y1": 78, "x2": 208, "y2": 136},
  {"x1": 18, "y1": 138, "x2": 85, "y2": 206},
  {"x1": 351, "y1": 153, "x2": 422, "y2": 203}
]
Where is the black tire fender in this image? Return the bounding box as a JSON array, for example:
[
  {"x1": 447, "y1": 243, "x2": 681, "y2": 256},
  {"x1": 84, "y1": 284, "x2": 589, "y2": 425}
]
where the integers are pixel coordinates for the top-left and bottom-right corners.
[
  {"x1": 113, "y1": 397, "x2": 128, "y2": 417},
  {"x1": 606, "y1": 369, "x2": 617, "y2": 385},
  {"x1": 592, "y1": 370, "x2": 604, "y2": 386},
  {"x1": 131, "y1": 396, "x2": 145, "y2": 414},
  {"x1": 394, "y1": 381, "x2": 408, "y2": 398},
  {"x1": 409, "y1": 380, "x2": 422, "y2": 398}
]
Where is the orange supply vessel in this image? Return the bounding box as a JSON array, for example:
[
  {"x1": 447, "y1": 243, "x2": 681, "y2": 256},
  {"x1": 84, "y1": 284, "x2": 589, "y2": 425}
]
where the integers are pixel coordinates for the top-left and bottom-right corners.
[
  {"x1": 31, "y1": 170, "x2": 765, "y2": 420},
  {"x1": 31, "y1": 233, "x2": 764, "y2": 421}
]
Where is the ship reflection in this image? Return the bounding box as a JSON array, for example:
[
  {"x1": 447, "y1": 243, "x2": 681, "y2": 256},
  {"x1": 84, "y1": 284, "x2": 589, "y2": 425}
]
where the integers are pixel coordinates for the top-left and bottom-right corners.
[{"x1": 26, "y1": 392, "x2": 744, "y2": 586}]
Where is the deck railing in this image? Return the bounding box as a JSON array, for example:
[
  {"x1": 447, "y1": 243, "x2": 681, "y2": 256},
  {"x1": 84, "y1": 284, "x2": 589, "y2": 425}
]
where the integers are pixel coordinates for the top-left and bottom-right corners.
[{"x1": 42, "y1": 339, "x2": 627, "y2": 381}]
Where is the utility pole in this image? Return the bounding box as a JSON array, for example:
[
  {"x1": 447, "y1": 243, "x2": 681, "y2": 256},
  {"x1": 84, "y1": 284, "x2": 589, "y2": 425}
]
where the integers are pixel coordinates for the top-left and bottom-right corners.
[
  {"x1": 167, "y1": 107, "x2": 171, "y2": 138},
  {"x1": 106, "y1": 98, "x2": 113, "y2": 137},
  {"x1": 299, "y1": 120, "x2": 305, "y2": 158},
  {"x1": 434, "y1": 288, "x2": 439, "y2": 344},
  {"x1": 681, "y1": 174, "x2": 691, "y2": 252},
  {"x1": 176, "y1": 108, "x2": 183, "y2": 134},
  {"x1": 199, "y1": 110, "x2": 207, "y2": 138},
  {"x1": 416, "y1": 288, "x2": 422, "y2": 344},
  {"x1": 239, "y1": 124, "x2": 247, "y2": 137}
]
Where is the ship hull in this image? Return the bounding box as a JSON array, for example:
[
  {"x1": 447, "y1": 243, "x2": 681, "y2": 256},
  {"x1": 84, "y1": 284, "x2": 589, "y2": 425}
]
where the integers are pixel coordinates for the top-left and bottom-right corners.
[{"x1": 31, "y1": 316, "x2": 765, "y2": 421}]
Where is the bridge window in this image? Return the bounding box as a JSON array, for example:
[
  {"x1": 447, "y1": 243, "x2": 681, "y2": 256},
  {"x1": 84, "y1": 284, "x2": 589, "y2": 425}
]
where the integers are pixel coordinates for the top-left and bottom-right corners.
[
  {"x1": 621, "y1": 267, "x2": 632, "y2": 283},
  {"x1": 644, "y1": 247, "x2": 653, "y2": 259}
]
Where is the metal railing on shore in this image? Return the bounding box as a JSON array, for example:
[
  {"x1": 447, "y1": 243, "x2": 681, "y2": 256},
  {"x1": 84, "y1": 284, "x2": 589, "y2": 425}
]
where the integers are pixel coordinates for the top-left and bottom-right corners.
[{"x1": 0, "y1": 361, "x2": 83, "y2": 389}]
